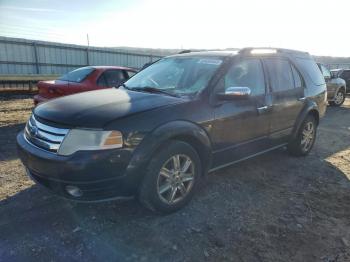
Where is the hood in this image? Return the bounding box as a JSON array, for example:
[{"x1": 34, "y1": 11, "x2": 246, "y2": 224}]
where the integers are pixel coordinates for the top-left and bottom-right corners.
[{"x1": 34, "y1": 88, "x2": 185, "y2": 128}]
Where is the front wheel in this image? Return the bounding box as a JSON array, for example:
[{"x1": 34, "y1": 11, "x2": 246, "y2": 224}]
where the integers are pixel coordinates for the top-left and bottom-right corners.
[
  {"x1": 329, "y1": 89, "x2": 345, "y2": 106},
  {"x1": 138, "y1": 141, "x2": 201, "y2": 214},
  {"x1": 288, "y1": 116, "x2": 317, "y2": 156}
]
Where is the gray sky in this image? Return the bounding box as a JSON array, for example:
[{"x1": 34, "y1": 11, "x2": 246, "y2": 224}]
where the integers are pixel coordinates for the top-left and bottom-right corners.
[{"x1": 0, "y1": 0, "x2": 349, "y2": 57}]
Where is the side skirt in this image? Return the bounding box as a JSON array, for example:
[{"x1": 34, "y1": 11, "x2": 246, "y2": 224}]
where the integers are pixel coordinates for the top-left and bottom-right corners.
[{"x1": 208, "y1": 143, "x2": 287, "y2": 173}]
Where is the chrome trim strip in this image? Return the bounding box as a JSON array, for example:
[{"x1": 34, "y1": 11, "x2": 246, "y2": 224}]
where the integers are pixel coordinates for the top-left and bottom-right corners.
[
  {"x1": 23, "y1": 133, "x2": 57, "y2": 154},
  {"x1": 35, "y1": 129, "x2": 65, "y2": 143},
  {"x1": 25, "y1": 132, "x2": 60, "y2": 151},
  {"x1": 25, "y1": 115, "x2": 70, "y2": 153},
  {"x1": 31, "y1": 116, "x2": 69, "y2": 135}
]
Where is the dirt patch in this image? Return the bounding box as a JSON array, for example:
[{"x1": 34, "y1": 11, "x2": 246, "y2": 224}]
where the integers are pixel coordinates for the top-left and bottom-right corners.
[{"x1": 0, "y1": 95, "x2": 350, "y2": 262}]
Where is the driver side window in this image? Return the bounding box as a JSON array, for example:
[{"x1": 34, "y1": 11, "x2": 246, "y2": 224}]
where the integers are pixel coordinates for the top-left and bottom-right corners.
[{"x1": 223, "y1": 59, "x2": 266, "y2": 96}]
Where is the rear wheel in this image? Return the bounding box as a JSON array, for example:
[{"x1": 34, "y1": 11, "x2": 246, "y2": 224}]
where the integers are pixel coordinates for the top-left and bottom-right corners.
[
  {"x1": 329, "y1": 89, "x2": 345, "y2": 106},
  {"x1": 138, "y1": 141, "x2": 201, "y2": 213},
  {"x1": 288, "y1": 115, "x2": 317, "y2": 156}
]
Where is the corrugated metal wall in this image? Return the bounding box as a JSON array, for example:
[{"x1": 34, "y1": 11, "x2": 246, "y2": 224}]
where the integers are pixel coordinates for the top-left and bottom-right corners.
[
  {"x1": 2, "y1": 36, "x2": 350, "y2": 75},
  {"x1": 0, "y1": 36, "x2": 163, "y2": 75}
]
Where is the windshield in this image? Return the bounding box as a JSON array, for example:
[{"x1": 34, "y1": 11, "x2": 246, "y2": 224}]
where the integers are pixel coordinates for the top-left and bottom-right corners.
[
  {"x1": 124, "y1": 56, "x2": 223, "y2": 95},
  {"x1": 59, "y1": 67, "x2": 94, "y2": 82}
]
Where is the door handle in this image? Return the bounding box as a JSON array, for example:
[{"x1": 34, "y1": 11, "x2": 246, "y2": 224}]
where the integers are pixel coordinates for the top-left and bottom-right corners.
[
  {"x1": 298, "y1": 97, "x2": 306, "y2": 101},
  {"x1": 257, "y1": 105, "x2": 270, "y2": 114}
]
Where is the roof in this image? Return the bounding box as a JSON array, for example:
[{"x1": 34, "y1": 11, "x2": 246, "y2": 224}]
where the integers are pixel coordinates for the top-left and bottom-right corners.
[
  {"x1": 169, "y1": 50, "x2": 239, "y2": 58},
  {"x1": 169, "y1": 48, "x2": 310, "y2": 59},
  {"x1": 91, "y1": 65, "x2": 138, "y2": 71}
]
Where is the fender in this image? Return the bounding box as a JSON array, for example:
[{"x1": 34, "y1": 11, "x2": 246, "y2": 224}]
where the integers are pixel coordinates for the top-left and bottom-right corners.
[
  {"x1": 126, "y1": 120, "x2": 212, "y2": 179},
  {"x1": 291, "y1": 99, "x2": 319, "y2": 139}
]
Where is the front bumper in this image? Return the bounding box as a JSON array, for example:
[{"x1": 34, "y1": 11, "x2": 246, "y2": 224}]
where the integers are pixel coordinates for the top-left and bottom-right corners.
[{"x1": 17, "y1": 131, "x2": 141, "y2": 201}]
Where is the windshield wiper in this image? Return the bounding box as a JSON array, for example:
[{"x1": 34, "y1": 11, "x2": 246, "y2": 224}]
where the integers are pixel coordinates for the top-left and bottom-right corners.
[{"x1": 129, "y1": 87, "x2": 179, "y2": 97}]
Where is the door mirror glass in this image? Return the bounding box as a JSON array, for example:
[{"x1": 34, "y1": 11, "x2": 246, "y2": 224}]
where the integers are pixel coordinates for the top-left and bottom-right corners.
[{"x1": 217, "y1": 86, "x2": 251, "y2": 100}]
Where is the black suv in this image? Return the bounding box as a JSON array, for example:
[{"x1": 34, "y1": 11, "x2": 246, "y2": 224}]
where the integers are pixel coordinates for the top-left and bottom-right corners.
[{"x1": 17, "y1": 48, "x2": 327, "y2": 213}]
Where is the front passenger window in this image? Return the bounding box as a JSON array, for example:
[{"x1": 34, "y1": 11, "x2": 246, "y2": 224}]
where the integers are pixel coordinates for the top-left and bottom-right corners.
[{"x1": 224, "y1": 59, "x2": 266, "y2": 96}]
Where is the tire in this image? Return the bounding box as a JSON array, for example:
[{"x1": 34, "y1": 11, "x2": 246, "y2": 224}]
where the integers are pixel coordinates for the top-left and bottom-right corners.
[
  {"x1": 288, "y1": 115, "x2": 317, "y2": 156},
  {"x1": 138, "y1": 140, "x2": 202, "y2": 214},
  {"x1": 329, "y1": 89, "x2": 345, "y2": 106}
]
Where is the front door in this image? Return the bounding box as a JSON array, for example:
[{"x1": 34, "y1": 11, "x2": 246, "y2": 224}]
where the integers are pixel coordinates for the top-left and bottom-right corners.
[{"x1": 211, "y1": 57, "x2": 271, "y2": 169}]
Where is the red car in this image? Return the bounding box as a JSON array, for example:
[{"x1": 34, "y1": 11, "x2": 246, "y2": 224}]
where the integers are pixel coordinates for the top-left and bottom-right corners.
[{"x1": 34, "y1": 66, "x2": 138, "y2": 105}]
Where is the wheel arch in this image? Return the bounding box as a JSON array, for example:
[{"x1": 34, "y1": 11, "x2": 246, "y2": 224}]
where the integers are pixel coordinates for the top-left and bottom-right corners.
[
  {"x1": 291, "y1": 101, "x2": 319, "y2": 139},
  {"x1": 127, "y1": 120, "x2": 213, "y2": 178},
  {"x1": 339, "y1": 86, "x2": 346, "y2": 93}
]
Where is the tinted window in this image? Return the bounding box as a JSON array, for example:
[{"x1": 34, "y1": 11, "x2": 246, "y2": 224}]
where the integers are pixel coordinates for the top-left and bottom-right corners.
[
  {"x1": 341, "y1": 71, "x2": 350, "y2": 79},
  {"x1": 291, "y1": 64, "x2": 303, "y2": 88},
  {"x1": 98, "y1": 70, "x2": 125, "y2": 87},
  {"x1": 59, "y1": 67, "x2": 94, "y2": 82},
  {"x1": 320, "y1": 65, "x2": 331, "y2": 78},
  {"x1": 265, "y1": 58, "x2": 294, "y2": 92},
  {"x1": 295, "y1": 58, "x2": 325, "y2": 86},
  {"x1": 224, "y1": 58, "x2": 265, "y2": 96}
]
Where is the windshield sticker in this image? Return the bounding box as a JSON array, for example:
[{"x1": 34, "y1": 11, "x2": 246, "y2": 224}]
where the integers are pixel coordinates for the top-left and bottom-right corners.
[{"x1": 198, "y1": 59, "x2": 222, "y2": 65}]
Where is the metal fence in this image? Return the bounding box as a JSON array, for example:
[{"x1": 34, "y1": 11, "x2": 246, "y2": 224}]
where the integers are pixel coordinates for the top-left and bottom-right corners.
[
  {"x1": 1, "y1": 35, "x2": 350, "y2": 76},
  {"x1": 326, "y1": 64, "x2": 350, "y2": 70},
  {"x1": 0, "y1": 36, "x2": 163, "y2": 75}
]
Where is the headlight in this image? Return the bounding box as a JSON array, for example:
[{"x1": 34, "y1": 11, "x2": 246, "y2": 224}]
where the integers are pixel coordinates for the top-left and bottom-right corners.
[{"x1": 58, "y1": 129, "x2": 123, "y2": 156}]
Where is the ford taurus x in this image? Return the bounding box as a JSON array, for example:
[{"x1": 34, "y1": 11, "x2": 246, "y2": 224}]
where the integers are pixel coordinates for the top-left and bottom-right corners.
[{"x1": 17, "y1": 48, "x2": 327, "y2": 213}]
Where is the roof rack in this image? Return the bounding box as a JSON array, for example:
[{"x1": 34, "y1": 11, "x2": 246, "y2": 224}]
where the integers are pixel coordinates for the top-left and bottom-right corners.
[
  {"x1": 178, "y1": 50, "x2": 192, "y2": 54},
  {"x1": 239, "y1": 47, "x2": 309, "y2": 55}
]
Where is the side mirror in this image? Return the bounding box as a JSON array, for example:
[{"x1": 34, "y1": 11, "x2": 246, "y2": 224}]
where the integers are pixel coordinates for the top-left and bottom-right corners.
[{"x1": 217, "y1": 86, "x2": 251, "y2": 100}]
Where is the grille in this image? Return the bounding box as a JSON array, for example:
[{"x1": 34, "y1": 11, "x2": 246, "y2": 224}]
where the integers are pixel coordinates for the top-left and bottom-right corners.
[{"x1": 24, "y1": 115, "x2": 69, "y2": 153}]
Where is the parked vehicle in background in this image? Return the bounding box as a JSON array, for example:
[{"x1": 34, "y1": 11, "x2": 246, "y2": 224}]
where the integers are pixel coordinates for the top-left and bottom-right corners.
[
  {"x1": 317, "y1": 63, "x2": 346, "y2": 106},
  {"x1": 18, "y1": 48, "x2": 327, "y2": 213},
  {"x1": 34, "y1": 66, "x2": 137, "y2": 106},
  {"x1": 331, "y1": 69, "x2": 350, "y2": 94}
]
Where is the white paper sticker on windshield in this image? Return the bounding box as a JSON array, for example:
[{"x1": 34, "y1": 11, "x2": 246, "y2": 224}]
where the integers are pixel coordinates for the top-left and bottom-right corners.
[{"x1": 198, "y1": 59, "x2": 222, "y2": 65}]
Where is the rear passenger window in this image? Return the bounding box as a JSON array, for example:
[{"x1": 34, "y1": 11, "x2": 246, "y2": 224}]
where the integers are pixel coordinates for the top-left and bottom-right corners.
[
  {"x1": 224, "y1": 58, "x2": 265, "y2": 96},
  {"x1": 291, "y1": 65, "x2": 303, "y2": 88},
  {"x1": 265, "y1": 59, "x2": 294, "y2": 92}
]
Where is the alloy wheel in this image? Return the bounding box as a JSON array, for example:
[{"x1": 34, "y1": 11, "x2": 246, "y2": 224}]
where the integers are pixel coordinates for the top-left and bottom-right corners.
[
  {"x1": 157, "y1": 154, "x2": 195, "y2": 205},
  {"x1": 301, "y1": 121, "x2": 315, "y2": 152},
  {"x1": 334, "y1": 91, "x2": 344, "y2": 105}
]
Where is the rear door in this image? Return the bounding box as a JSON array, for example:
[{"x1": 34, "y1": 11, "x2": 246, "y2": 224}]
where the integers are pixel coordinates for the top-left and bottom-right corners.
[{"x1": 263, "y1": 58, "x2": 305, "y2": 144}]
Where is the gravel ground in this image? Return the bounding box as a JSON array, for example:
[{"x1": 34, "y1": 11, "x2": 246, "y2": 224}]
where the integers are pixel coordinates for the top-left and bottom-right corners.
[{"x1": 0, "y1": 95, "x2": 349, "y2": 262}]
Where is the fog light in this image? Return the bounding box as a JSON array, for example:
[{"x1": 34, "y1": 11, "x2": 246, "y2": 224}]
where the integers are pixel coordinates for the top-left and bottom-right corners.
[{"x1": 65, "y1": 185, "x2": 83, "y2": 197}]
